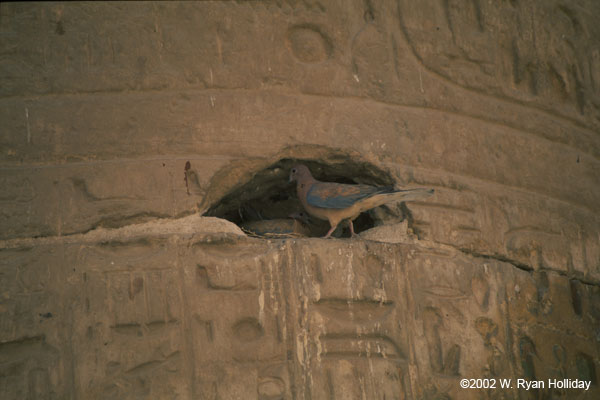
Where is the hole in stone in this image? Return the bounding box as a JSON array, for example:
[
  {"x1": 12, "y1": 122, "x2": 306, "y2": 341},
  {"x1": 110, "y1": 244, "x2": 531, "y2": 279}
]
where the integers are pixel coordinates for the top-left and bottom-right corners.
[
  {"x1": 205, "y1": 158, "x2": 407, "y2": 238},
  {"x1": 569, "y1": 279, "x2": 583, "y2": 316},
  {"x1": 232, "y1": 317, "x2": 264, "y2": 342}
]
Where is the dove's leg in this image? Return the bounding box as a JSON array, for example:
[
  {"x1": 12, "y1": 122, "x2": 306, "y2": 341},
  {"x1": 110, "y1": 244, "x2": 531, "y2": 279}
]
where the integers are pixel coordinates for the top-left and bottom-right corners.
[
  {"x1": 349, "y1": 220, "x2": 357, "y2": 237},
  {"x1": 323, "y1": 224, "x2": 337, "y2": 238}
]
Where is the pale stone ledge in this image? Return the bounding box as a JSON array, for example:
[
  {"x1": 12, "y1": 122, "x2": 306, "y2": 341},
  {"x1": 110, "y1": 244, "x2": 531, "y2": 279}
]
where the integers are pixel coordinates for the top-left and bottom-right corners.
[{"x1": 0, "y1": 215, "x2": 245, "y2": 249}]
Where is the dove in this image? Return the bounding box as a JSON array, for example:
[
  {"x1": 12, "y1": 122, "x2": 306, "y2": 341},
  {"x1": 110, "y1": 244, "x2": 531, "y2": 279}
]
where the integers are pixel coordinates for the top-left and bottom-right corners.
[{"x1": 289, "y1": 164, "x2": 434, "y2": 238}]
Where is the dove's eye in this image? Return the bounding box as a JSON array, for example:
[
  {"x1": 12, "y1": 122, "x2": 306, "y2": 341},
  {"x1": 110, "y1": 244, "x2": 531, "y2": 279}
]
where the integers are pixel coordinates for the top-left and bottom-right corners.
[{"x1": 292, "y1": 168, "x2": 297, "y2": 173}]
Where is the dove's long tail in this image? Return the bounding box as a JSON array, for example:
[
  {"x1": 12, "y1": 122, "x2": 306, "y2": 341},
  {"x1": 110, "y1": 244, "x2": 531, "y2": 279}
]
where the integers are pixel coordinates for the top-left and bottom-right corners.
[
  {"x1": 387, "y1": 188, "x2": 434, "y2": 202},
  {"x1": 366, "y1": 188, "x2": 434, "y2": 209}
]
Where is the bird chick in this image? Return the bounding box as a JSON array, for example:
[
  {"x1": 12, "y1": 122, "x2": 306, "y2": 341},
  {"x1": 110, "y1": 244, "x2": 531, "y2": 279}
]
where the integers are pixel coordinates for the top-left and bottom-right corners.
[{"x1": 289, "y1": 164, "x2": 434, "y2": 238}]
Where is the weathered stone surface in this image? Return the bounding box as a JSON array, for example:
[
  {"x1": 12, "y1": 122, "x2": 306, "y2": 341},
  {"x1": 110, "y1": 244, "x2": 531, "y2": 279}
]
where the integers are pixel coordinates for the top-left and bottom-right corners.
[
  {"x1": 1, "y1": 1, "x2": 598, "y2": 399},
  {"x1": 1, "y1": 222, "x2": 598, "y2": 399}
]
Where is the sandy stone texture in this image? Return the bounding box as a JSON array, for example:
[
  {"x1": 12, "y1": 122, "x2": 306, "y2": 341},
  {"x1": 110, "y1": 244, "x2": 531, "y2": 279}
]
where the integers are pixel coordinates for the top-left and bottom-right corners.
[{"x1": 0, "y1": 1, "x2": 599, "y2": 399}]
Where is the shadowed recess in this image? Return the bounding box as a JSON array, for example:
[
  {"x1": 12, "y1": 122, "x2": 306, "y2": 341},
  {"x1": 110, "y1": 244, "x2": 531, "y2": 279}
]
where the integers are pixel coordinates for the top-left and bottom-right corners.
[{"x1": 205, "y1": 157, "x2": 407, "y2": 237}]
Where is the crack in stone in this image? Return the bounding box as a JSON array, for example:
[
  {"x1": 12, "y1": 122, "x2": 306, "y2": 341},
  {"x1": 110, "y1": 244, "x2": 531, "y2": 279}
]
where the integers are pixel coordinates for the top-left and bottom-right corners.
[
  {"x1": 457, "y1": 247, "x2": 533, "y2": 271},
  {"x1": 456, "y1": 247, "x2": 600, "y2": 288}
]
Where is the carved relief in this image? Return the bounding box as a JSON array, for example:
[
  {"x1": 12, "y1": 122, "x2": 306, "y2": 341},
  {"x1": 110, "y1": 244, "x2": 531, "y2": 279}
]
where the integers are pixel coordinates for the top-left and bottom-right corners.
[
  {"x1": 396, "y1": 0, "x2": 600, "y2": 125},
  {"x1": 287, "y1": 24, "x2": 333, "y2": 63},
  {"x1": 287, "y1": 240, "x2": 411, "y2": 399}
]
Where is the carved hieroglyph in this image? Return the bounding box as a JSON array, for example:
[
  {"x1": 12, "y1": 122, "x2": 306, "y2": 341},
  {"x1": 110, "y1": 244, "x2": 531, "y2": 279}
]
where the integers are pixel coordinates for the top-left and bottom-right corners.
[
  {"x1": 0, "y1": 1, "x2": 598, "y2": 398},
  {"x1": 1, "y1": 226, "x2": 598, "y2": 399}
]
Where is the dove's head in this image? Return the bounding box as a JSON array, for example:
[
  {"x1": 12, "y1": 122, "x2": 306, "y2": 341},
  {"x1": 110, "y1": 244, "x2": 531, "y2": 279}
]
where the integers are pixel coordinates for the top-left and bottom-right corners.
[{"x1": 289, "y1": 164, "x2": 312, "y2": 183}]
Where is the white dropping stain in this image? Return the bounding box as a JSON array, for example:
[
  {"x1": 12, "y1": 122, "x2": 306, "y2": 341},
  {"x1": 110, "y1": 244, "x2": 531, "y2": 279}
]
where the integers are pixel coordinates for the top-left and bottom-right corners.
[
  {"x1": 258, "y1": 289, "x2": 265, "y2": 324},
  {"x1": 373, "y1": 288, "x2": 387, "y2": 303},
  {"x1": 346, "y1": 251, "x2": 355, "y2": 299},
  {"x1": 359, "y1": 376, "x2": 367, "y2": 400},
  {"x1": 313, "y1": 282, "x2": 321, "y2": 301},
  {"x1": 268, "y1": 261, "x2": 278, "y2": 314},
  {"x1": 25, "y1": 107, "x2": 31, "y2": 144},
  {"x1": 353, "y1": 74, "x2": 360, "y2": 82},
  {"x1": 210, "y1": 96, "x2": 215, "y2": 108},
  {"x1": 314, "y1": 314, "x2": 326, "y2": 364},
  {"x1": 315, "y1": 332, "x2": 323, "y2": 364}
]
